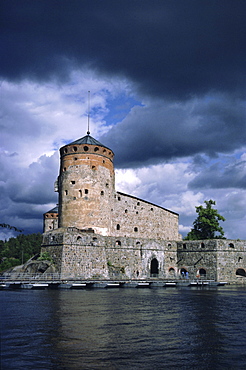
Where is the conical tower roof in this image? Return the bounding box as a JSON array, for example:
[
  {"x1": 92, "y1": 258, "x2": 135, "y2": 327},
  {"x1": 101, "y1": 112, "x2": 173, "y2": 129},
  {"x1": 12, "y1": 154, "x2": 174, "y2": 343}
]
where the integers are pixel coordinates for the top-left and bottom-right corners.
[{"x1": 67, "y1": 134, "x2": 112, "y2": 152}]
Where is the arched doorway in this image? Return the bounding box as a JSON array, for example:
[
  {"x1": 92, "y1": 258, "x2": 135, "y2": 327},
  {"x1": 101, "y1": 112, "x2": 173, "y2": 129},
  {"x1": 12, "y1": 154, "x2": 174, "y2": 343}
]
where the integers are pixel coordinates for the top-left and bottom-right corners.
[
  {"x1": 199, "y1": 268, "x2": 207, "y2": 278},
  {"x1": 169, "y1": 267, "x2": 175, "y2": 277},
  {"x1": 236, "y1": 268, "x2": 246, "y2": 277},
  {"x1": 150, "y1": 258, "x2": 159, "y2": 277},
  {"x1": 180, "y1": 268, "x2": 188, "y2": 278}
]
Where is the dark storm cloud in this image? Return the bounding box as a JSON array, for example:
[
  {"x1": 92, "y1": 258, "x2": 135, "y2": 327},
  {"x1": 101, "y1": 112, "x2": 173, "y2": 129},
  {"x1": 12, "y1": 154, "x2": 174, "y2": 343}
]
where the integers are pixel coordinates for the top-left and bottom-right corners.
[
  {"x1": 1, "y1": 0, "x2": 246, "y2": 99},
  {"x1": 188, "y1": 159, "x2": 246, "y2": 190},
  {"x1": 101, "y1": 95, "x2": 246, "y2": 167}
]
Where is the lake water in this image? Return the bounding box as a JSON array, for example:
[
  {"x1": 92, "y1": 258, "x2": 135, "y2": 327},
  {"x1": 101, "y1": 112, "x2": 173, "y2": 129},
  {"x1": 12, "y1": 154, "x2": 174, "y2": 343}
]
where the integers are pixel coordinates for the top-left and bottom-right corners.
[{"x1": 1, "y1": 286, "x2": 246, "y2": 369}]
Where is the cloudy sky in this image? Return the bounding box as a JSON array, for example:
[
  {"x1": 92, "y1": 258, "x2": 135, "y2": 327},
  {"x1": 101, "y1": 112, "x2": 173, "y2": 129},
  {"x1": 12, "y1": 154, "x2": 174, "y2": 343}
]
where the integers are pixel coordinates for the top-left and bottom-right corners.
[{"x1": 1, "y1": 0, "x2": 246, "y2": 240}]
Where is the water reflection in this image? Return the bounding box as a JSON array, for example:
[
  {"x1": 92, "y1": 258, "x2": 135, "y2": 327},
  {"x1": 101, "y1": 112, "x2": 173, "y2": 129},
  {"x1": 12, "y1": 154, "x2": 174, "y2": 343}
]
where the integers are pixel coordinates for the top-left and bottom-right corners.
[{"x1": 2, "y1": 287, "x2": 246, "y2": 369}]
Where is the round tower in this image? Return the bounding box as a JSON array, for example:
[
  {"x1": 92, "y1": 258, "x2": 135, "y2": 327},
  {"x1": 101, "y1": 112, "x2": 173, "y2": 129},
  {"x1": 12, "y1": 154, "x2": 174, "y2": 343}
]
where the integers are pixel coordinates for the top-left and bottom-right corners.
[{"x1": 58, "y1": 133, "x2": 115, "y2": 235}]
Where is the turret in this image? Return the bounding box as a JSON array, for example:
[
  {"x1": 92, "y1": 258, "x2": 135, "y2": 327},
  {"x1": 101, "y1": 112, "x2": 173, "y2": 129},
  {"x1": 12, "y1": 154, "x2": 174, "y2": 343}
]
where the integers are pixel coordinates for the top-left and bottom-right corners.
[
  {"x1": 58, "y1": 134, "x2": 115, "y2": 235},
  {"x1": 43, "y1": 205, "x2": 58, "y2": 232}
]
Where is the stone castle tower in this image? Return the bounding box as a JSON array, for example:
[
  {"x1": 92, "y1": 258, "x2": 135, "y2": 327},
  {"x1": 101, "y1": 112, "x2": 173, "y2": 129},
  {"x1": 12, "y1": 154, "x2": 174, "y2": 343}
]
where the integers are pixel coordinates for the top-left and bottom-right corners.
[
  {"x1": 57, "y1": 134, "x2": 115, "y2": 236},
  {"x1": 44, "y1": 132, "x2": 181, "y2": 241}
]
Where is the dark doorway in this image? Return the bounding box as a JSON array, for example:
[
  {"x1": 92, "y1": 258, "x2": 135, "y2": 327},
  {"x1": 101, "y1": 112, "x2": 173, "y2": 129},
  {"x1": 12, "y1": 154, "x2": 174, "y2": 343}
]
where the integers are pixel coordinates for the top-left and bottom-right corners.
[
  {"x1": 199, "y1": 268, "x2": 207, "y2": 277},
  {"x1": 150, "y1": 258, "x2": 159, "y2": 277},
  {"x1": 236, "y1": 268, "x2": 246, "y2": 277}
]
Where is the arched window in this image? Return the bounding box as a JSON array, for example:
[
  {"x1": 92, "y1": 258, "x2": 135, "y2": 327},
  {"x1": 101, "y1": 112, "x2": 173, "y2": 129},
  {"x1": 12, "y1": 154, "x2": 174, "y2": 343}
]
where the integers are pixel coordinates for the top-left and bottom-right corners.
[{"x1": 116, "y1": 224, "x2": 120, "y2": 230}]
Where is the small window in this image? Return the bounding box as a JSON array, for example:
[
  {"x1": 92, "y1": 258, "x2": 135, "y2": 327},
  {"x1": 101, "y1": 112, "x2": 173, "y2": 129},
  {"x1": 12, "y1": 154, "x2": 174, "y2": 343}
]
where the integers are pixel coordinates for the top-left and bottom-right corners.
[
  {"x1": 79, "y1": 190, "x2": 82, "y2": 197},
  {"x1": 64, "y1": 148, "x2": 68, "y2": 153},
  {"x1": 84, "y1": 146, "x2": 89, "y2": 151},
  {"x1": 102, "y1": 160, "x2": 105, "y2": 163},
  {"x1": 101, "y1": 191, "x2": 104, "y2": 196},
  {"x1": 125, "y1": 209, "x2": 128, "y2": 213},
  {"x1": 94, "y1": 147, "x2": 99, "y2": 152},
  {"x1": 92, "y1": 165, "x2": 96, "y2": 170},
  {"x1": 85, "y1": 189, "x2": 88, "y2": 194},
  {"x1": 106, "y1": 183, "x2": 109, "y2": 188},
  {"x1": 183, "y1": 243, "x2": 186, "y2": 249},
  {"x1": 134, "y1": 227, "x2": 138, "y2": 232},
  {"x1": 63, "y1": 167, "x2": 66, "y2": 172},
  {"x1": 117, "y1": 224, "x2": 120, "y2": 230},
  {"x1": 65, "y1": 190, "x2": 68, "y2": 195},
  {"x1": 73, "y1": 146, "x2": 77, "y2": 152},
  {"x1": 77, "y1": 236, "x2": 82, "y2": 241},
  {"x1": 118, "y1": 196, "x2": 121, "y2": 201},
  {"x1": 136, "y1": 211, "x2": 138, "y2": 215},
  {"x1": 71, "y1": 181, "x2": 75, "y2": 185},
  {"x1": 201, "y1": 242, "x2": 205, "y2": 248},
  {"x1": 74, "y1": 157, "x2": 78, "y2": 161},
  {"x1": 168, "y1": 243, "x2": 171, "y2": 247},
  {"x1": 116, "y1": 240, "x2": 121, "y2": 246},
  {"x1": 150, "y1": 208, "x2": 153, "y2": 211},
  {"x1": 137, "y1": 202, "x2": 140, "y2": 206},
  {"x1": 229, "y1": 243, "x2": 234, "y2": 248}
]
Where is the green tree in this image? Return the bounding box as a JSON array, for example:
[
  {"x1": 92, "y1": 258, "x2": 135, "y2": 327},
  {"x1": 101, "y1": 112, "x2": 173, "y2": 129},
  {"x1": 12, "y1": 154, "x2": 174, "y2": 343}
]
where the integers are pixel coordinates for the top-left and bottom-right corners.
[{"x1": 185, "y1": 200, "x2": 226, "y2": 240}]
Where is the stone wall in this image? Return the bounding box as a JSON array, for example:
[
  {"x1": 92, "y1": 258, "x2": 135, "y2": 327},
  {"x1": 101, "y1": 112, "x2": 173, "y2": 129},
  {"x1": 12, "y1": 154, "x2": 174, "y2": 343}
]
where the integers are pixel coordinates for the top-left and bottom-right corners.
[
  {"x1": 42, "y1": 228, "x2": 177, "y2": 280},
  {"x1": 177, "y1": 239, "x2": 246, "y2": 282},
  {"x1": 42, "y1": 229, "x2": 246, "y2": 283},
  {"x1": 111, "y1": 191, "x2": 181, "y2": 240}
]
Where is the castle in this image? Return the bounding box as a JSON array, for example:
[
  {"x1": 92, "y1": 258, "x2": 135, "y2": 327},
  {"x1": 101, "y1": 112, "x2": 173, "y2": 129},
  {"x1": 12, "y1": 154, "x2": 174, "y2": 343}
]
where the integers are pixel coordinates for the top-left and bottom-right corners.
[{"x1": 42, "y1": 133, "x2": 246, "y2": 283}]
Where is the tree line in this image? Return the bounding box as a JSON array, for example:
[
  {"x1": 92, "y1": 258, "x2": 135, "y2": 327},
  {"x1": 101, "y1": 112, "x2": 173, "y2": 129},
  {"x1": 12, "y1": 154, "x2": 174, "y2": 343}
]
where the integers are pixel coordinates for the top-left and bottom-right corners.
[{"x1": 0, "y1": 233, "x2": 42, "y2": 272}]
